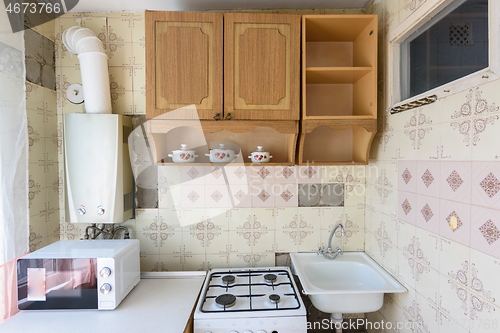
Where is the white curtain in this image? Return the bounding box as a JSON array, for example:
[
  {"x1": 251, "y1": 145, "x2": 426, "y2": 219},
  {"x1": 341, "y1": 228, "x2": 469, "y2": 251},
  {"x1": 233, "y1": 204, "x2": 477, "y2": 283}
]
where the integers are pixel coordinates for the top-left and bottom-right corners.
[{"x1": 0, "y1": 3, "x2": 29, "y2": 323}]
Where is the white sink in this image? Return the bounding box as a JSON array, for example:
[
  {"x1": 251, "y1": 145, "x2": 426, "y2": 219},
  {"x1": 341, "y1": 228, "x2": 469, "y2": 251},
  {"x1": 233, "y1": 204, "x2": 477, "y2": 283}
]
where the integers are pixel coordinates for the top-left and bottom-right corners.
[{"x1": 290, "y1": 252, "x2": 407, "y2": 314}]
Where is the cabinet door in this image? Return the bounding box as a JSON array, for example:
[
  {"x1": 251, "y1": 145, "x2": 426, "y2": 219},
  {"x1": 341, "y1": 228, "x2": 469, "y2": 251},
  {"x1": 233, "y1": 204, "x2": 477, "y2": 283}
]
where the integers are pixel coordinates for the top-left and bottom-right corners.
[
  {"x1": 224, "y1": 13, "x2": 300, "y2": 120},
  {"x1": 146, "y1": 11, "x2": 223, "y2": 120}
]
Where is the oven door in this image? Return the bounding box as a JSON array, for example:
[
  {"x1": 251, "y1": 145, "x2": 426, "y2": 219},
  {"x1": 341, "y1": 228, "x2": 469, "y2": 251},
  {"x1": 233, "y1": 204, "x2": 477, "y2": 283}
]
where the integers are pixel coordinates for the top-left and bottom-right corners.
[{"x1": 17, "y1": 258, "x2": 98, "y2": 310}]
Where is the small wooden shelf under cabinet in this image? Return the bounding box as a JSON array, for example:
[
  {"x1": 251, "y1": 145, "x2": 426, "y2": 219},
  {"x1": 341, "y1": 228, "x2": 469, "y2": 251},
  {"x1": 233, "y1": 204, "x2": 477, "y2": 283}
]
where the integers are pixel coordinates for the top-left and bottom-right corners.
[{"x1": 147, "y1": 120, "x2": 298, "y2": 165}]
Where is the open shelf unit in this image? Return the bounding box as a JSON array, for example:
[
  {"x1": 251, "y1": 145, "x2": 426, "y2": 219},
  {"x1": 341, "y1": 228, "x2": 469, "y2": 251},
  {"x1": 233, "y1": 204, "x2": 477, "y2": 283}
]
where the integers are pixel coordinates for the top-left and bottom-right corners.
[
  {"x1": 302, "y1": 15, "x2": 377, "y2": 119},
  {"x1": 146, "y1": 120, "x2": 298, "y2": 165},
  {"x1": 298, "y1": 14, "x2": 378, "y2": 165}
]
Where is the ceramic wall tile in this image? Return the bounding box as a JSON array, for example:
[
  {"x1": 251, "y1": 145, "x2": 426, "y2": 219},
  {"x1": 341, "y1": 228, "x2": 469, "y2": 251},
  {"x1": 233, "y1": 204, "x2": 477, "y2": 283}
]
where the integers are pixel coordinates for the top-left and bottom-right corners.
[
  {"x1": 440, "y1": 161, "x2": 471, "y2": 203},
  {"x1": 274, "y1": 166, "x2": 297, "y2": 184},
  {"x1": 439, "y1": 199, "x2": 471, "y2": 246},
  {"x1": 274, "y1": 183, "x2": 298, "y2": 207},
  {"x1": 439, "y1": 311, "x2": 469, "y2": 333},
  {"x1": 251, "y1": 183, "x2": 275, "y2": 207},
  {"x1": 250, "y1": 166, "x2": 275, "y2": 184},
  {"x1": 181, "y1": 184, "x2": 205, "y2": 208},
  {"x1": 470, "y1": 205, "x2": 500, "y2": 258},
  {"x1": 468, "y1": 293, "x2": 499, "y2": 333},
  {"x1": 132, "y1": 66, "x2": 145, "y2": 91},
  {"x1": 131, "y1": 13, "x2": 145, "y2": 43},
  {"x1": 471, "y1": 162, "x2": 500, "y2": 209},
  {"x1": 397, "y1": 220, "x2": 416, "y2": 255},
  {"x1": 132, "y1": 90, "x2": 146, "y2": 115},
  {"x1": 469, "y1": 249, "x2": 500, "y2": 308},
  {"x1": 181, "y1": 165, "x2": 205, "y2": 185},
  {"x1": 139, "y1": 254, "x2": 161, "y2": 272},
  {"x1": 398, "y1": 190, "x2": 417, "y2": 225},
  {"x1": 297, "y1": 166, "x2": 322, "y2": 184},
  {"x1": 438, "y1": 273, "x2": 470, "y2": 328},
  {"x1": 107, "y1": 15, "x2": 132, "y2": 43},
  {"x1": 228, "y1": 184, "x2": 251, "y2": 208},
  {"x1": 416, "y1": 161, "x2": 440, "y2": 197},
  {"x1": 415, "y1": 228, "x2": 439, "y2": 271},
  {"x1": 398, "y1": 160, "x2": 417, "y2": 192},
  {"x1": 227, "y1": 166, "x2": 250, "y2": 184},
  {"x1": 82, "y1": 15, "x2": 107, "y2": 42},
  {"x1": 416, "y1": 194, "x2": 439, "y2": 234},
  {"x1": 416, "y1": 293, "x2": 440, "y2": 333},
  {"x1": 438, "y1": 238, "x2": 470, "y2": 280},
  {"x1": 158, "y1": 255, "x2": 183, "y2": 271},
  {"x1": 107, "y1": 43, "x2": 132, "y2": 66},
  {"x1": 441, "y1": 121, "x2": 473, "y2": 161}
]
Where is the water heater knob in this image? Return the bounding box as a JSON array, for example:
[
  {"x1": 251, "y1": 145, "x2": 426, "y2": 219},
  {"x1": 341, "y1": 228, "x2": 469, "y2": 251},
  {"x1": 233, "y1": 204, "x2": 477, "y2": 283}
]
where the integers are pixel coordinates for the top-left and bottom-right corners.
[
  {"x1": 99, "y1": 267, "x2": 111, "y2": 278},
  {"x1": 77, "y1": 207, "x2": 86, "y2": 215},
  {"x1": 97, "y1": 207, "x2": 105, "y2": 215},
  {"x1": 100, "y1": 283, "x2": 112, "y2": 294}
]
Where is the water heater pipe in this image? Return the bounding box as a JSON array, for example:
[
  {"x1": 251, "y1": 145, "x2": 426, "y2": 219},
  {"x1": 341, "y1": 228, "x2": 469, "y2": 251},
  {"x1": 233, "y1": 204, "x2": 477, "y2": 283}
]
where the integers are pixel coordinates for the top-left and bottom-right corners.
[{"x1": 62, "y1": 26, "x2": 112, "y2": 114}]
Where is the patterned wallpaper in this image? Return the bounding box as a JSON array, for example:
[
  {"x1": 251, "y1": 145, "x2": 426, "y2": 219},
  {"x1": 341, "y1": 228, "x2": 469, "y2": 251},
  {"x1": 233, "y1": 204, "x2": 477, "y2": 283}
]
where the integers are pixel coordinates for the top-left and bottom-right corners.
[{"x1": 365, "y1": 0, "x2": 500, "y2": 332}]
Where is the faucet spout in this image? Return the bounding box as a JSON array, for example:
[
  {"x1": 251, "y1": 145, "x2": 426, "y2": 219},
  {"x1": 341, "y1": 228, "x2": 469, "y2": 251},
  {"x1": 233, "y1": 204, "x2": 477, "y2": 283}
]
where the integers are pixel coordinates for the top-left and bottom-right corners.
[{"x1": 318, "y1": 223, "x2": 345, "y2": 260}]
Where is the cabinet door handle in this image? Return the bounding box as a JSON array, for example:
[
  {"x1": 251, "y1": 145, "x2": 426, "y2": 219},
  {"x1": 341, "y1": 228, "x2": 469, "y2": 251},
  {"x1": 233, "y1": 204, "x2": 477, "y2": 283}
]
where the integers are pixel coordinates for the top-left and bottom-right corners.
[
  {"x1": 213, "y1": 113, "x2": 221, "y2": 120},
  {"x1": 225, "y1": 113, "x2": 233, "y2": 120}
]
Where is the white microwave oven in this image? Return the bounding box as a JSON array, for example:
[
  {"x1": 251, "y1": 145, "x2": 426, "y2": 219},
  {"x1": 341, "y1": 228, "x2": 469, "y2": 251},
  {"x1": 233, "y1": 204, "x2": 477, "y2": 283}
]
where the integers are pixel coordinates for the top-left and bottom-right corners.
[{"x1": 17, "y1": 239, "x2": 140, "y2": 310}]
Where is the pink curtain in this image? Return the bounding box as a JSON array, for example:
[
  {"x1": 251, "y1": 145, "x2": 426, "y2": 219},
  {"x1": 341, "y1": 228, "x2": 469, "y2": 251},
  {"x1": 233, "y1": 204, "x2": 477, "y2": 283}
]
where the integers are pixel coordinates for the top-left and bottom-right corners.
[{"x1": 0, "y1": 254, "x2": 27, "y2": 324}]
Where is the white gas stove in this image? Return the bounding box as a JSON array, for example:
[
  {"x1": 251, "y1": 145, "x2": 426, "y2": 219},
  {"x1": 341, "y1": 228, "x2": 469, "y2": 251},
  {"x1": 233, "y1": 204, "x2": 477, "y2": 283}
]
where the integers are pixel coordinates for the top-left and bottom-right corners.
[{"x1": 193, "y1": 267, "x2": 307, "y2": 333}]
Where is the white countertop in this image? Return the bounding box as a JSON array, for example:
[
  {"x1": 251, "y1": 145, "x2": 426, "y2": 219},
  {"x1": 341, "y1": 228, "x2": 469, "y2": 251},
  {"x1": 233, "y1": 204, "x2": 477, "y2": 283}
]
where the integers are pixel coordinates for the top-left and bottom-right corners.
[{"x1": 1, "y1": 272, "x2": 206, "y2": 333}]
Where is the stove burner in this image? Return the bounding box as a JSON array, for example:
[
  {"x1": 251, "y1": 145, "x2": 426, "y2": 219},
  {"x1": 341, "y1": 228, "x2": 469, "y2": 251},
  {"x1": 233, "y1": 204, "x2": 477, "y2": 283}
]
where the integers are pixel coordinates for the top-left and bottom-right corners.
[
  {"x1": 264, "y1": 273, "x2": 277, "y2": 283},
  {"x1": 269, "y1": 294, "x2": 280, "y2": 304},
  {"x1": 215, "y1": 294, "x2": 236, "y2": 308},
  {"x1": 221, "y1": 275, "x2": 235, "y2": 284}
]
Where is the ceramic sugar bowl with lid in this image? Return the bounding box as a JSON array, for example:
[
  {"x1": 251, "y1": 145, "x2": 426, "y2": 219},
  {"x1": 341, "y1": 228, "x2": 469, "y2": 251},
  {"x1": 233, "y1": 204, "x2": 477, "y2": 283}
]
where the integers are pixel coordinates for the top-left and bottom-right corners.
[
  {"x1": 248, "y1": 146, "x2": 272, "y2": 163},
  {"x1": 168, "y1": 144, "x2": 198, "y2": 163},
  {"x1": 205, "y1": 144, "x2": 238, "y2": 163}
]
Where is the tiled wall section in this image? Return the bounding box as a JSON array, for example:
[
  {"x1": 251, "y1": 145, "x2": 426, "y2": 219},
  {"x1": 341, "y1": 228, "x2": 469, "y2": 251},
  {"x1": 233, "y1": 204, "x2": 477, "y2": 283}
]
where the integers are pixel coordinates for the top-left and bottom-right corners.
[
  {"x1": 54, "y1": 13, "x2": 146, "y2": 116},
  {"x1": 25, "y1": 18, "x2": 60, "y2": 252},
  {"x1": 124, "y1": 165, "x2": 366, "y2": 271},
  {"x1": 365, "y1": 0, "x2": 500, "y2": 332}
]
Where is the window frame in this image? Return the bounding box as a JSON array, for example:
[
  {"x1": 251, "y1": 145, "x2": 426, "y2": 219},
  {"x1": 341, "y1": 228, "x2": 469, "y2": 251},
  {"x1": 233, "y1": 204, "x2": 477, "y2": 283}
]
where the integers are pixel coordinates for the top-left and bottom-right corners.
[{"x1": 387, "y1": 0, "x2": 500, "y2": 109}]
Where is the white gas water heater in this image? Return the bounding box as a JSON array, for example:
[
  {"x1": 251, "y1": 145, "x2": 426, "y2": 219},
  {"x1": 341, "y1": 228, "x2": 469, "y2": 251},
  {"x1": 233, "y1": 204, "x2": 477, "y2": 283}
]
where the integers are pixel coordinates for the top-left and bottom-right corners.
[{"x1": 62, "y1": 27, "x2": 133, "y2": 224}]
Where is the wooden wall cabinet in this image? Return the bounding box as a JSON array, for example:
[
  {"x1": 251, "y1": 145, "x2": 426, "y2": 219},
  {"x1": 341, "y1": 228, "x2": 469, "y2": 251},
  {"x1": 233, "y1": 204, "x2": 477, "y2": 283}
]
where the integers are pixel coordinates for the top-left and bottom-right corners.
[
  {"x1": 146, "y1": 11, "x2": 223, "y2": 120},
  {"x1": 224, "y1": 13, "x2": 300, "y2": 120},
  {"x1": 298, "y1": 15, "x2": 378, "y2": 165},
  {"x1": 146, "y1": 11, "x2": 300, "y2": 121}
]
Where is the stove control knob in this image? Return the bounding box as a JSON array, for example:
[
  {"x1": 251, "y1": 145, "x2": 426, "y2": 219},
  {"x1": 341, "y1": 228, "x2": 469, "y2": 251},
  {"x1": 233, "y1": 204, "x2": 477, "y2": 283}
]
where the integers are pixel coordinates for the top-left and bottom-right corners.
[
  {"x1": 97, "y1": 206, "x2": 105, "y2": 215},
  {"x1": 229, "y1": 331, "x2": 239, "y2": 333},
  {"x1": 257, "y1": 331, "x2": 267, "y2": 333},
  {"x1": 242, "y1": 331, "x2": 253, "y2": 333},
  {"x1": 99, "y1": 267, "x2": 111, "y2": 278},
  {"x1": 77, "y1": 207, "x2": 86, "y2": 215},
  {"x1": 100, "y1": 283, "x2": 112, "y2": 294}
]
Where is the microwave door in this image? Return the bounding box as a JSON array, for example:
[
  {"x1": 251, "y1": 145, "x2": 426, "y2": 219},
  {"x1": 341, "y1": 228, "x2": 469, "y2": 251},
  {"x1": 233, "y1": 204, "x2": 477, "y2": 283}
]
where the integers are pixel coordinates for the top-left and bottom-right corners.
[{"x1": 17, "y1": 258, "x2": 99, "y2": 310}]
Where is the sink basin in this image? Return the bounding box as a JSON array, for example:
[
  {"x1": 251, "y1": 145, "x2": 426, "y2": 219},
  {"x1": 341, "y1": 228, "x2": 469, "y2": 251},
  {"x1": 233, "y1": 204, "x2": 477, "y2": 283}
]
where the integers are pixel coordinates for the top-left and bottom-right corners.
[{"x1": 290, "y1": 252, "x2": 406, "y2": 314}]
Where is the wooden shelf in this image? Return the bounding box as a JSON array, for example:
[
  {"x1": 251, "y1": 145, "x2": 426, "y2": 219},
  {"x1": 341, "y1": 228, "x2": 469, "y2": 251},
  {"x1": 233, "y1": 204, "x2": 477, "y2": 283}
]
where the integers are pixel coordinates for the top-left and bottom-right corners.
[
  {"x1": 156, "y1": 162, "x2": 293, "y2": 166},
  {"x1": 298, "y1": 120, "x2": 376, "y2": 165},
  {"x1": 306, "y1": 67, "x2": 373, "y2": 84},
  {"x1": 146, "y1": 120, "x2": 298, "y2": 165}
]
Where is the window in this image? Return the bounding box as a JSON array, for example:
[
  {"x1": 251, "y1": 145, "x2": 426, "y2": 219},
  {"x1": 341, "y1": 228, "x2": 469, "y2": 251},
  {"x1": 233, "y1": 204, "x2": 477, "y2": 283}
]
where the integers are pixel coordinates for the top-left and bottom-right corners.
[{"x1": 388, "y1": 0, "x2": 499, "y2": 107}]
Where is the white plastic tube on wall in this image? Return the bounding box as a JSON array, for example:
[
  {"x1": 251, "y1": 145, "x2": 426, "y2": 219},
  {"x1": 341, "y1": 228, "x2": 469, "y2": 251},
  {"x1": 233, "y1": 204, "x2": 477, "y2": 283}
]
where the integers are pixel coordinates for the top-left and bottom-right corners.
[{"x1": 62, "y1": 26, "x2": 112, "y2": 114}]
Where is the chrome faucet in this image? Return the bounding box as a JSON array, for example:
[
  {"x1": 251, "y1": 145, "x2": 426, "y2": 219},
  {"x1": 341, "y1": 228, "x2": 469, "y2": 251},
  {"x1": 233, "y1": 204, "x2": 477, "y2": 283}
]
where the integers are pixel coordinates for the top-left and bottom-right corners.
[{"x1": 318, "y1": 223, "x2": 345, "y2": 260}]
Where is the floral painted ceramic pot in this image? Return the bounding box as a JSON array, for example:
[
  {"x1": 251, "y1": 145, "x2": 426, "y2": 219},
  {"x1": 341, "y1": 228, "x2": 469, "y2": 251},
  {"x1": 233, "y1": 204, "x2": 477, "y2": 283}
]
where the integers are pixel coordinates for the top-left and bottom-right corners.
[
  {"x1": 168, "y1": 144, "x2": 198, "y2": 163},
  {"x1": 205, "y1": 144, "x2": 238, "y2": 163},
  {"x1": 248, "y1": 146, "x2": 272, "y2": 163}
]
